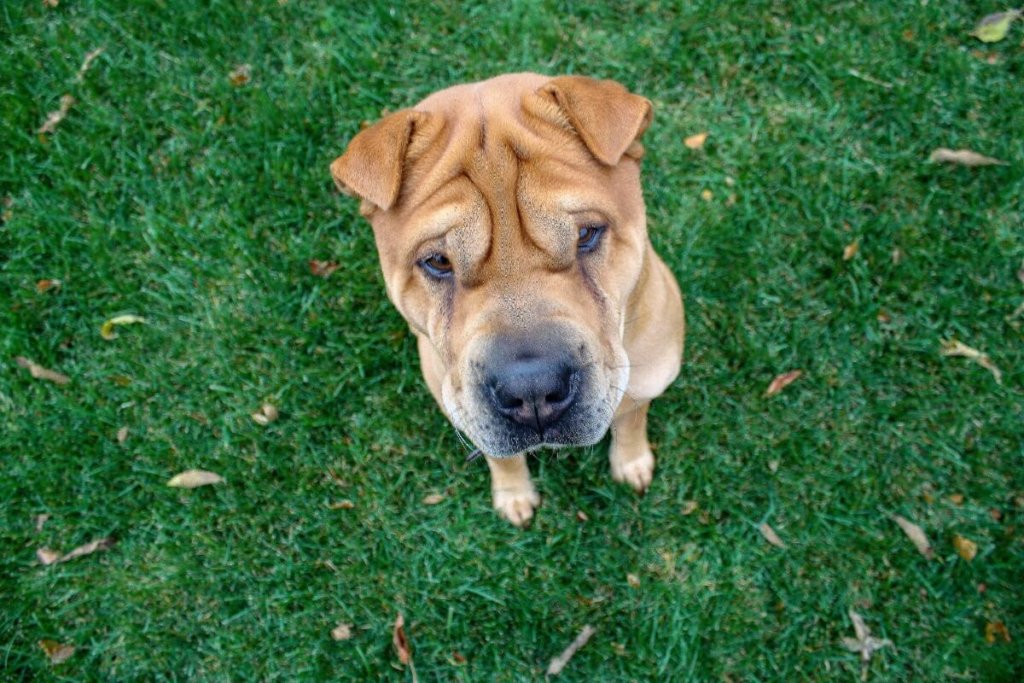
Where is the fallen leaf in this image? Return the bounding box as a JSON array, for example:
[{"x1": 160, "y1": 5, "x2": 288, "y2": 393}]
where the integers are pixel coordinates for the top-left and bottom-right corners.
[
  {"x1": 985, "y1": 620, "x2": 1011, "y2": 643},
  {"x1": 768, "y1": 459, "x2": 780, "y2": 473},
  {"x1": 575, "y1": 509, "x2": 589, "y2": 522},
  {"x1": 764, "y1": 370, "x2": 803, "y2": 397},
  {"x1": 328, "y1": 499, "x2": 355, "y2": 510},
  {"x1": 547, "y1": 624, "x2": 596, "y2": 676},
  {"x1": 970, "y1": 9, "x2": 1021, "y2": 43},
  {"x1": 952, "y1": 534, "x2": 978, "y2": 561},
  {"x1": 309, "y1": 260, "x2": 340, "y2": 277},
  {"x1": 228, "y1": 64, "x2": 252, "y2": 86},
  {"x1": 36, "y1": 279, "x2": 62, "y2": 293},
  {"x1": 116, "y1": 426, "x2": 129, "y2": 444},
  {"x1": 76, "y1": 47, "x2": 104, "y2": 81},
  {"x1": 891, "y1": 247, "x2": 903, "y2": 265},
  {"x1": 167, "y1": 469, "x2": 224, "y2": 488},
  {"x1": 251, "y1": 403, "x2": 280, "y2": 425},
  {"x1": 393, "y1": 613, "x2": 413, "y2": 671},
  {"x1": 100, "y1": 314, "x2": 146, "y2": 340},
  {"x1": 989, "y1": 508, "x2": 1003, "y2": 522},
  {"x1": 929, "y1": 148, "x2": 1007, "y2": 167},
  {"x1": 422, "y1": 493, "x2": 445, "y2": 505},
  {"x1": 681, "y1": 500, "x2": 698, "y2": 515},
  {"x1": 451, "y1": 651, "x2": 467, "y2": 664},
  {"x1": 759, "y1": 522, "x2": 786, "y2": 548},
  {"x1": 892, "y1": 514, "x2": 933, "y2": 559},
  {"x1": 14, "y1": 357, "x2": 70, "y2": 385},
  {"x1": 940, "y1": 339, "x2": 1003, "y2": 384},
  {"x1": 37, "y1": 548, "x2": 59, "y2": 565},
  {"x1": 330, "y1": 623, "x2": 353, "y2": 641},
  {"x1": 58, "y1": 536, "x2": 115, "y2": 563},
  {"x1": 700, "y1": 189, "x2": 713, "y2": 202},
  {"x1": 842, "y1": 608, "x2": 892, "y2": 678},
  {"x1": 38, "y1": 94, "x2": 74, "y2": 135},
  {"x1": 626, "y1": 573, "x2": 640, "y2": 587},
  {"x1": 948, "y1": 493, "x2": 964, "y2": 505},
  {"x1": 43, "y1": 0, "x2": 59, "y2": 8},
  {"x1": 38, "y1": 640, "x2": 75, "y2": 665},
  {"x1": 35, "y1": 513, "x2": 51, "y2": 533},
  {"x1": 684, "y1": 131, "x2": 708, "y2": 149},
  {"x1": 110, "y1": 374, "x2": 132, "y2": 387},
  {"x1": 843, "y1": 241, "x2": 859, "y2": 261}
]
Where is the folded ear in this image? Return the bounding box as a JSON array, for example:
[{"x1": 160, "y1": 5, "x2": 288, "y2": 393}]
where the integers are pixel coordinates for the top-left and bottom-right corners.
[
  {"x1": 330, "y1": 109, "x2": 433, "y2": 211},
  {"x1": 539, "y1": 76, "x2": 653, "y2": 166}
]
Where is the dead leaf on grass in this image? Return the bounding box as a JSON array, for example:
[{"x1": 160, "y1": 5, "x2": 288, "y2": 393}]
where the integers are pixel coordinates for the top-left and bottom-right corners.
[
  {"x1": 843, "y1": 241, "x2": 859, "y2": 261},
  {"x1": 892, "y1": 514, "x2": 933, "y2": 559},
  {"x1": 842, "y1": 609, "x2": 892, "y2": 679},
  {"x1": 14, "y1": 357, "x2": 70, "y2": 385},
  {"x1": 393, "y1": 613, "x2": 417, "y2": 681},
  {"x1": 167, "y1": 469, "x2": 224, "y2": 488},
  {"x1": 684, "y1": 131, "x2": 708, "y2": 150},
  {"x1": 422, "y1": 493, "x2": 445, "y2": 505},
  {"x1": 35, "y1": 513, "x2": 51, "y2": 533},
  {"x1": 116, "y1": 426, "x2": 129, "y2": 444},
  {"x1": 42, "y1": 0, "x2": 60, "y2": 8},
  {"x1": 940, "y1": 339, "x2": 1003, "y2": 384},
  {"x1": 228, "y1": 64, "x2": 252, "y2": 86},
  {"x1": 681, "y1": 500, "x2": 698, "y2": 515},
  {"x1": 952, "y1": 534, "x2": 978, "y2": 561},
  {"x1": 58, "y1": 536, "x2": 115, "y2": 563},
  {"x1": 36, "y1": 279, "x2": 62, "y2": 293},
  {"x1": 626, "y1": 573, "x2": 641, "y2": 587},
  {"x1": 985, "y1": 620, "x2": 1011, "y2": 643},
  {"x1": 970, "y1": 9, "x2": 1021, "y2": 43},
  {"x1": 328, "y1": 499, "x2": 355, "y2": 510},
  {"x1": 929, "y1": 148, "x2": 1007, "y2": 167},
  {"x1": 37, "y1": 548, "x2": 60, "y2": 565},
  {"x1": 759, "y1": 522, "x2": 786, "y2": 548},
  {"x1": 251, "y1": 403, "x2": 279, "y2": 425},
  {"x1": 948, "y1": 493, "x2": 964, "y2": 505},
  {"x1": 309, "y1": 259, "x2": 340, "y2": 277},
  {"x1": 38, "y1": 94, "x2": 74, "y2": 135},
  {"x1": 576, "y1": 510, "x2": 589, "y2": 522},
  {"x1": 38, "y1": 639, "x2": 75, "y2": 664},
  {"x1": 330, "y1": 623, "x2": 353, "y2": 641},
  {"x1": 100, "y1": 314, "x2": 146, "y2": 340},
  {"x1": 764, "y1": 370, "x2": 802, "y2": 397},
  {"x1": 76, "y1": 47, "x2": 104, "y2": 81},
  {"x1": 700, "y1": 189, "x2": 713, "y2": 202},
  {"x1": 546, "y1": 624, "x2": 596, "y2": 676}
]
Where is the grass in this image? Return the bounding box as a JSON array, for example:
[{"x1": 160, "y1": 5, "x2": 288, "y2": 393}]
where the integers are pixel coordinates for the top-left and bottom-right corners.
[{"x1": 2, "y1": 0, "x2": 1023, "y2": 680}]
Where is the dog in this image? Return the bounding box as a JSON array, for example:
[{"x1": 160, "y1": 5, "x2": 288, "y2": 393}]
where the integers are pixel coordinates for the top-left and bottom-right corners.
[{"x1": 331, "y1": 73, "x2": 684, "y2": 526}]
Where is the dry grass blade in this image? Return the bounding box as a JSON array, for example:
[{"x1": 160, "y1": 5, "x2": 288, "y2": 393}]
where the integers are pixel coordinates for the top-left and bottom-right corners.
[
  {"x1": 14, "y1": 356, "x2": 70, "y2": 385},
  {"x1": 38, "y1": 94, "x2": 74, "y2": 135},
  {"x1": 167, "y1": 469, "x2": 224, "y2": 488},
  {"x1": 38, "y1": 639, "x2": 75, "y2": 664},
  {"x1": 764, "y1": 369, "x2": 802, "y2": 397},
  {"x1": 58, "y1": 536, "x2": 115, "y2": 563},
  {"x1": 892, "y1": 514, "x2": 933, "y2": 559},
  {"x1": 76, "y1": 47, "x2": 104, "y2": 81},
  {"x1": 940, "y1": 339, "x2": 1003, "y2": 384},
  {"x1": 928, "y1": 148, "x2": 1007, "y2": 167},
  {"x1": 759, "y1": 522, "x2": 786, "y2": 548},
  {"x1": 546, "y1": 624, "x2": 596, "y2": 676},
  {"x1": 684, "y1": 131, "x2": 708, "y2": 149}
]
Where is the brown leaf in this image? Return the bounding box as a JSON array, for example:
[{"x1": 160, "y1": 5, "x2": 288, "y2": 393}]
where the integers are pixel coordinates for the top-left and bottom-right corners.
[
  {"x1": 422, "y1": 493, "x2": 445, "y2": 505},
  {"x1": 309, "y1": 259, "x2": 340, "y2": 277},
  {"x1": 251, "y1": 403, "x2": 280, "y2": 425},
  {"x1": 228, "y1": 64, "x2": 252, "y2": 86},
  {"x1": 684, "y1": 131, "x2": 708, "y2": 150},
  {"x1": 451, "y1": 651, "x2": 467, "y2": 664},
  {"x1": 330, "y1": 623, "x2": 353, "y2": 641},
  {"x1": 116, "y1": 426, "x2": 129, "y2": 444},
  {"x1": 626, "y1": 573, "x2": 640, "y2": 587},
  {"x1": 35, "y1": 513, "x2": 51, "y2": 533},
  {"x1": 892, "y1": 514, "x2": 933, "y2": 559},
  {"x1": 843, "y1": 241, "x2": 859, "y2": 261},
  {"x1": 38, "y1": 639, "x2": 75, "y2": 665},
  {"x1": 764, "y1": 370, "x2": 803, "y2": 397},
  {"x1": 76, "y1": 47, "x2": 104, "y2": 81},
  {"x1": 681, "y1": 500, "x2": 699, "y2": 515},
  {"x1": 14, "y1": 356, "x2": 70, "y2": 385},
  {"x1": 36, "y1": 279, "x2": 62, "y2": 293},
  {"x1": 985, "y1": 621, "x2": 1011, "y2": 643},
  {"x1": 167, "y1": 469, "x2": 224, "y2": 488},
  {"x1": 328, "y1": 499, "x2": 355, "y2": 510},
  {"x1": 58, "y1": 536, "x2": 115, "y2": 563},
  {"x1": 42, "y1": 0, "x2": 60, "y2": 8},
  {"x1": 759, "y1": 522, "x2": 786, "y2": 548},
  {"x1": 546, "y1": 624, "x2": 596, "y2": 676},
  {"x1": 575, "y1": 510, "x2": 589, "y2": 522},
  {"x1": 940, "y1": 339, "x2": 1002, "y2": 384},
  {"x1": 36, "y1": 547, "x2": 60, "y2": 565},
  {"x1": 929, "y1": 148, "x2": 1007, "y2": 167},
  {"x1": 38, "y1": 94, "x2": 74, "y2": 135},
  {"x1": 393, "y1": 613, "x2": 412, "y2": 665},
  {"x1": 948, "y1": 493, "x2": 964, "y2": 505},
  {"x1": 952, "y1": 534, "x2": 978, "y2": 561}
]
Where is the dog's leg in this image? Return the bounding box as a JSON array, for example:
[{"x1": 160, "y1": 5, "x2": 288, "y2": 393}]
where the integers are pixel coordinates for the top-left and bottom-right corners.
[
  {"x1": 609, "y1": 401, "x2": 655, "y2": 493},
  {"x1": 486, "y1": 455, "x2": 540, "y2": 527}
]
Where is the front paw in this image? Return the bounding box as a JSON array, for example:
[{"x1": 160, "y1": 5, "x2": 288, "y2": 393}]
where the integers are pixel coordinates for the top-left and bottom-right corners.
[
  {"x1": 610, "y1": 447, "x2": 655, "y2": 493},
  {"x1": 492, "y1": 486, "x2": 541, "y2": 527}
]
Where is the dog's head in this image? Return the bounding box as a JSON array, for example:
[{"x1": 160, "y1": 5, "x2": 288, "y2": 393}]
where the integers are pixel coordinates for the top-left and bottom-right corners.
[{"x1": 331, "y1": 73, "x2": 653, "y2": 456}]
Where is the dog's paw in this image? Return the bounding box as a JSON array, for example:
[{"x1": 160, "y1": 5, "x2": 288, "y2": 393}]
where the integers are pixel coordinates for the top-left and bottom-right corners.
[
  {"x1": 492, "y1": 486, "x2": 541, "y2": 527},
  {"x1": 610, "y1": 448, "x2": 655, "y2": 493}
]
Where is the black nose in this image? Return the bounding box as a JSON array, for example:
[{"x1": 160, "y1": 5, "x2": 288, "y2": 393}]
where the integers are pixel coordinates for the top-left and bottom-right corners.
[{"x1": 487, "y1": 355, "x2": 578, "y2": 433}]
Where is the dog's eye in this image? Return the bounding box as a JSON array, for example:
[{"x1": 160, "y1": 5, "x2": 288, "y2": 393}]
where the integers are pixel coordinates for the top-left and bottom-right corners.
[
  {"x1": 419, "y1": 253, "x2": 453, "y2": 279},
  {"x1": 577, "y1": 224, "x2": 606, "y2": 253}
]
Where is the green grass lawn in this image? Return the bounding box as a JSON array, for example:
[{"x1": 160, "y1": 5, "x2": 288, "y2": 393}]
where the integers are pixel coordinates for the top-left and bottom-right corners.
[{"x1": 2, "y1": 1, "x2": 1023, "y2": 680}]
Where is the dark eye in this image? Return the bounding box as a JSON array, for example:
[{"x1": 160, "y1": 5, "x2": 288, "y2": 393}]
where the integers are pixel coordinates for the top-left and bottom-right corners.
[
  {"x1": 419, "y1": 253, "x2": 453, "y2": 279},
  {"x1": 577, "y1": 224, "x2": 606, "y2": 253}
]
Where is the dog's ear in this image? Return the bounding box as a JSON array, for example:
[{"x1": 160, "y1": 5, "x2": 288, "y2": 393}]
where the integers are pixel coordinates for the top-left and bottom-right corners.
[
  {"x1": 330, "y1": 109, "x2": 434, "y2": 212},
  {"x1": 539, "y1": 76, "x2": 653, "y2": 165}
]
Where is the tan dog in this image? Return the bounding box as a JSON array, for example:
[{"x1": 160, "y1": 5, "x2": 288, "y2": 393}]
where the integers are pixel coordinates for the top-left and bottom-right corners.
[{"x1": 331, "y1": 73, "x2": 684, "y2": 526}]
